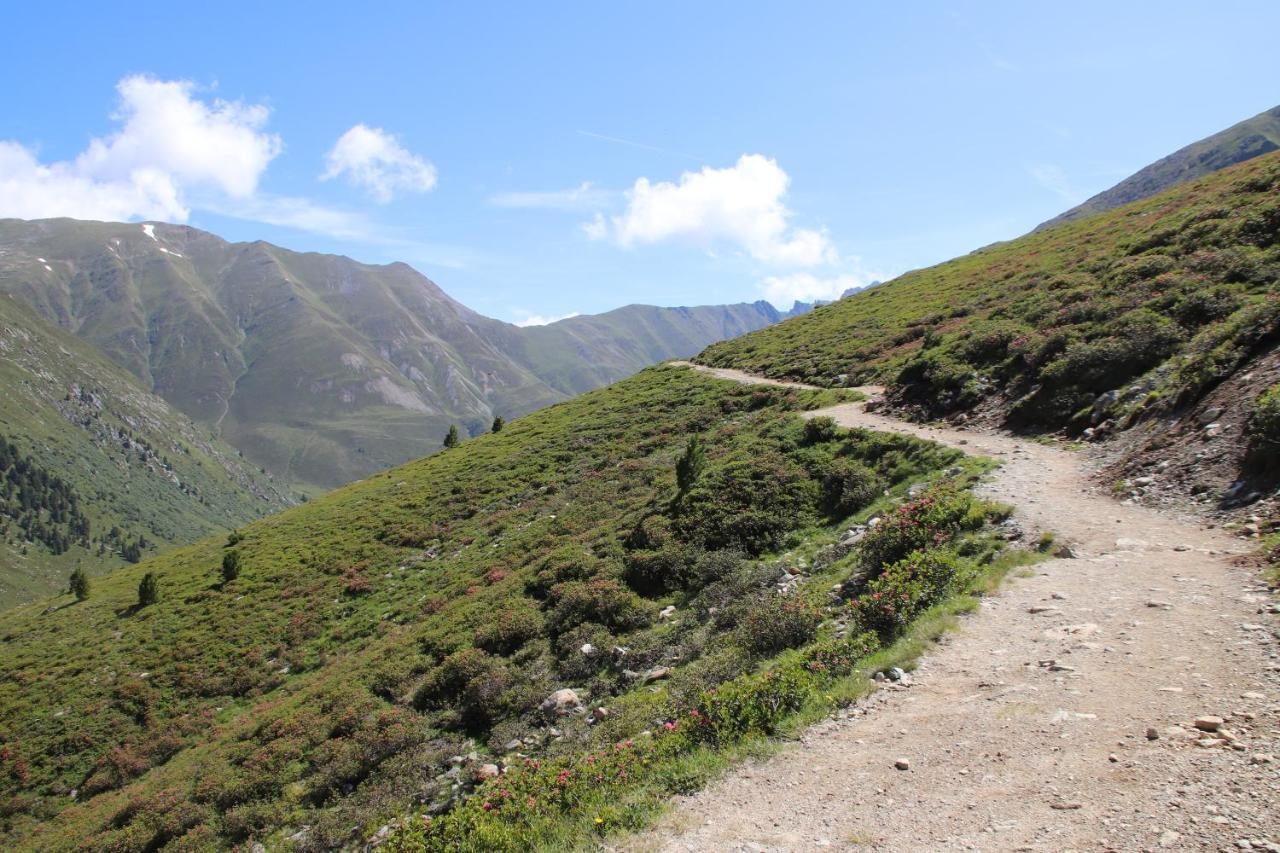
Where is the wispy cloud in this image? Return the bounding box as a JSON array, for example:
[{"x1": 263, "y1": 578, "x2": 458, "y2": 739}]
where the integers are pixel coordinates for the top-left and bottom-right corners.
[
  {"x1": 1028, "y1": 164, "x2": 1084, "y2": 202},
  {"x1": 489, "y1": 181, "x2": 615, "y2": 211},
  {"x1": 206, "y1": 192, "x2": 376, "y2": 241},
  {"x1": 576, "y1": 130, "x2": 701, "y2": 161}
]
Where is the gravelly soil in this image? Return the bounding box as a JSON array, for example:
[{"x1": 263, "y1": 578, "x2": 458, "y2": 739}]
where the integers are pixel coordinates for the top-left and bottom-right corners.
[{"x1": 614, "y1": 365, "x2": 1279, "y2": 853}]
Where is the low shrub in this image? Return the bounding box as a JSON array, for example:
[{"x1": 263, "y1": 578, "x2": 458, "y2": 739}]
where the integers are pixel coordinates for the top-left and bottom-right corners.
[
  {"x1": 475, "y1": 605, "x2": 543, "y2": 655},
  {"x1": 672, "y1": 457, "x2": 818, "y2": 555},
  {"x1": 820, "y1": 457, "x2": 883, "y2": 519},
  {"x1": 735, "y1": 593, "x2": 822, "y2": 657},
  {"x1": 802, "y1": 416, "x2": 840, "y2": 444},
  {"x1": 1247, "y1": 383, "x2": 1280, "y2": 469},
  {"x1": 691, "y1": 666, "x2": 814, "y2": 745},
  {"x1": 852, "y1": 548, "x2": 969, "y2": 635},
  {"x1": 546, "y1": 577, "x2": 654, "y2": 636},
  {"x1": 858, "y1": 486, "x2": 982, "y2": 572},
  {"x1": 800, "y1": 631, "x2": 881, "y2": 678}
]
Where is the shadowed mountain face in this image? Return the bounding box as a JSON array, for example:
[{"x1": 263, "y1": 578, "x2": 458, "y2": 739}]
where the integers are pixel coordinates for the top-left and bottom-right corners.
[
  {"x1": 0, "y1": 294, "x2": 295, "y2": 607},
  {"x1": 0, "y1": 219, "x2": 786, "y2": 490},
  {"x1": 1037, "y1": 104, "x2": 1280, "y2": 231}
]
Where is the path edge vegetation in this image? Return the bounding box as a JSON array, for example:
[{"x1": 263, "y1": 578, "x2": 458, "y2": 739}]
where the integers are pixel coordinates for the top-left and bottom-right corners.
[{"x1": 384, "y1": 396, "x2": 1048, "y2": 851}]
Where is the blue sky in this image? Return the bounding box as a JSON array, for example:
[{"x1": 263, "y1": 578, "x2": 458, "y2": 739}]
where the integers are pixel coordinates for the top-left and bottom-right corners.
[{"x1": 2, "y1": 2, "x2": 1278, "y2": 324}]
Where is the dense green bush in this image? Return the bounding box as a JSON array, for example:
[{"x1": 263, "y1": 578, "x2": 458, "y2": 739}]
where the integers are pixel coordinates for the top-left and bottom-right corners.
[
  {"x1": 735, "y1": 592, "x2": 822, "y2": 657},
  {"x1": 858, "y1": 485, "x2": 983, "y2": 572},
  {"x1": 820, "y1": 457, "x2": 883, "y2": 519},
  {"x1": 220, "y1": 549, "x2": 241, "y2": 584},
  {"x1": 475, "y1": 604, "x2": 544, "y2": 655},
  {"x1": 691, "y1": 666, "x2": 814, "y2": 745},
  {"x1": 803, "y1": 416, "x2": 840, "y2": 444},
  {"x1": 136, "y1": 572, "x2": 158, "y2": 607},
  {"x1": 673, "y1": 457, "x2": 818, "y2": 555},
  {"x1": 853, "y1": 548, "x2": 971, "y2": 635},
  {"x1": 1247, "y1": 383, "x2": 1280, "y2": 468},
  {"x1": 547, "y1": 577, "x2": 655, "y2": 636},
  {"x1": 800, "y1": 631, "x2": 881, "y2": 677},
  {"x1": 68, "y1": 567, "x2": 89, "y2": 601},
  {"x1": 413, "y1": 648, "x2": 512, "y2": 729}
]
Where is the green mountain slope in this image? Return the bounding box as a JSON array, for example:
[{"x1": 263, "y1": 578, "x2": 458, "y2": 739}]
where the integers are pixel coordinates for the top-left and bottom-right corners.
[
  {"x1": 507, "y1": 301, "x2": 788, "y2": 395},
  {"x1": 1038, "y1": 104, "x2": 1280, "y2": 231},
  {"x1": 700, "y1": 152, "x2": 1280, "y2": 503},
  {"x1": 0, "y1": 220, "x2": 789, "y2": 492},
  {"x1": 0, "y1": 363, "x2": 1018, "y2": 850},
  {"x1": 0, "y1": 295, "x2": 294, "y2": 608}
]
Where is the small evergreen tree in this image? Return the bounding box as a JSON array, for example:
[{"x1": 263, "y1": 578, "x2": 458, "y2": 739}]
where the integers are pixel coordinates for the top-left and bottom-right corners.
[
  {"x1": 221, "y1": 549, "x2": 241, "y2": 584},
  {"x1": 68, "y1": 567, "x2": 90, "y2": 602},
  {"x1": 443, "y1": 425, "x2": 461, "y2": 449},
  {"x1": 491, "y1": 416, "x2": 505, "y2": 433},
  {"x1": 675, "y1": 435, "x2": 706, "y2": 495},
  {"x1": 137, "y1": 572, "x2": 159, "y2": 607}
]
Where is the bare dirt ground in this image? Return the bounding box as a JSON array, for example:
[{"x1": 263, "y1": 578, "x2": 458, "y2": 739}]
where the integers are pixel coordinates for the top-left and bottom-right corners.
[{"x1": 616, "y1": 364, "x2": 1280, "y2": 852}]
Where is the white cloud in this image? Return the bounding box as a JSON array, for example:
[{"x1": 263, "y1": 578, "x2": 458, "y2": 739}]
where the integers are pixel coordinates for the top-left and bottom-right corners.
[
  {"x1": 588, "y1": 154, "x2": 835, "y2": 267},
  {"x1": 760, "y1": 264, "x2": 880, "y2": 308},
  {"x1": 322, "y1": 124, "x2": 436, "y2": 202},
  {"x1": 0, "y1": 76, "x2": 280, "y2": 223},
  {"x1": 490, "y1": 181, "x2": 613, "y2": 211},
  {"x1": 513, "y1": 311, "x2": 581, "y2": 327}
]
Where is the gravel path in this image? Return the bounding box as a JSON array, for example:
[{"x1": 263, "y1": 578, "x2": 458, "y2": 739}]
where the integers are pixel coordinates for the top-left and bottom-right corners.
[{"x1": 616, "y1": 364, "x2": 1280, "y2": 852}]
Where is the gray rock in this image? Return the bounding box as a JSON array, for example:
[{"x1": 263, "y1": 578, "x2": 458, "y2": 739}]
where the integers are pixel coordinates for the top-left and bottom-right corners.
[
  {"x1": 642, "y1": 666, "x2": 671, "y2": 683},
  {"x1": 1193, "y1": 715, "x2": 1224, "y2": 732},
  {"x1": 894, "y1": 758, "x2": 910, "y2": 771},
  {"x1": 540, "y1": 688, "x2": 583, "y2": 716}
]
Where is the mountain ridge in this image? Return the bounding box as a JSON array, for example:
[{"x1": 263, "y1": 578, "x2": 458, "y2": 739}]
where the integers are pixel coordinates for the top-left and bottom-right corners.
[
  {"x1": 0, "y1": 218, "x2": 791, "y2": 491},
  {"x1": 1037, "y1": 103, "x2": 1280, "y2": 231}
]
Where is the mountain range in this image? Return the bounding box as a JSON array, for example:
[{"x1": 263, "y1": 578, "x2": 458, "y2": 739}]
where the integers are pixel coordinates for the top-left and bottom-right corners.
[{"x1": 0, "y1": 219, "x2": 803, "y2": 493}]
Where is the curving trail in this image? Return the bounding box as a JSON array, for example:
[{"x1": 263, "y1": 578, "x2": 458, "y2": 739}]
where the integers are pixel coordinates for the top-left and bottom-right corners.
[{"x1": 617, "y1": 363, "x2": 1279, "y2": 852}]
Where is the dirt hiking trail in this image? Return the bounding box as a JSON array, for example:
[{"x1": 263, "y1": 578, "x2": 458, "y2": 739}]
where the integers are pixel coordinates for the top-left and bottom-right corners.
[{"x1": 617, "y1": 364, "x2": 1279, "y2": 852}]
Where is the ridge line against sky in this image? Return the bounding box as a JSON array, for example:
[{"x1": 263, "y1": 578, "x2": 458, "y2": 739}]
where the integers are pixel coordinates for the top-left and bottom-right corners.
[{"x1": 1, "y1": 1, "x2": 1278, "y2": 324}]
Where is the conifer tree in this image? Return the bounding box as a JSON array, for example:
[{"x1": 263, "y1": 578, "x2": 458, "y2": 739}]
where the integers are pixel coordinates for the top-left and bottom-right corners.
[
  {"x1": 443, "y1": 425, "x2": 461, "y2": 449},
  {"x1": 221, "y1": 550, "x2": 241, "y2": 584},
  {"x1": 491, "y1": 416, "x2": 505, "y2": 433},
  {"x1": 137, "y1": 572, "x2": 159, "y2": 607},
  {"x1": 675, "y1": 435, "x2": 706, "y2": 495},
  {"x1": 68, "y1": 567, "x2": 89, "y2": 602}
]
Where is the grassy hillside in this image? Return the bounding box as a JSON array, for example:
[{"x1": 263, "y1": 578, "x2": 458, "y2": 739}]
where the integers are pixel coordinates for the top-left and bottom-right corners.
[
  {"x1": 0, "y1": 220, "x2": 791, "y2": 492},
  {"x1": 0, "y1": 363, "x2": 1025, "y2": 850},
  {"x1": 1037, "y1": 103, "x2": 1280, "y2": 231},
  {"x1": 0, "y1": 295, "x2": 294, "y2": 608},
  {"x1": 701, "y1": 153, "x2": 1280, "y2": 438}
]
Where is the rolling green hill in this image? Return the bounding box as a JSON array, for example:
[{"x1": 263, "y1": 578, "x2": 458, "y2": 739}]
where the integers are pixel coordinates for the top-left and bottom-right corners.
[
  {"x1": 0, "y1": 295, "x2": 295, "y2": 608},
  {"x1": 1037, "y1": 103, "x2": 1280, "y2": 231},
  {"x1": 0, "y1": 363, "x2": 1021, "y2": 850},
  {"x1": 700, "y1": 151, "x2": 1280, "y2": 505},
  {"x1": 0, "y1": 220, "x2": 790, "y2": 492}
]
